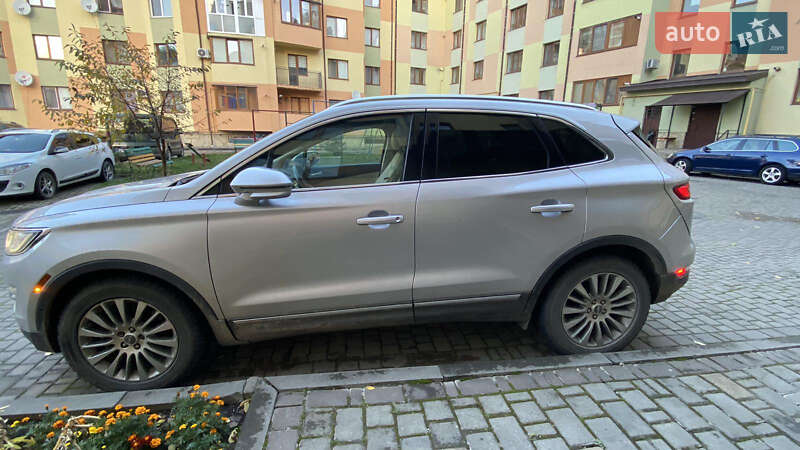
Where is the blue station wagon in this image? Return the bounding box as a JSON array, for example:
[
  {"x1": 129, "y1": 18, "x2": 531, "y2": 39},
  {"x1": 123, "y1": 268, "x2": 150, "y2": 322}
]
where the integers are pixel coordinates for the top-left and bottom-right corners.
[{"x1": 666, "y1": 136, "x2": 800, "y2": 185}]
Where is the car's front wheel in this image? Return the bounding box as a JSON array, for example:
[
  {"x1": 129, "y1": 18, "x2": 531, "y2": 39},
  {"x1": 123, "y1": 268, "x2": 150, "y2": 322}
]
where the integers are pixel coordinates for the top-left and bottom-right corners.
[
  {"x1": 759, "y1": 164, "x2": 785, "y2": 185},
  {"x1": 58, "y1": 278, "x2": 206, "y2": 391},
  {"x1": 673, "y1": 158, "x2": 692, "y2": 174},
  {"x1": 34, "y1": 171, "x2": 57, "y2": 199},
  {"x1": 100, "y1": 159, "x2": 114, "y2": 182},
  {"x1": 537, "y1": 256, "x2": 650, "y2": 354}
]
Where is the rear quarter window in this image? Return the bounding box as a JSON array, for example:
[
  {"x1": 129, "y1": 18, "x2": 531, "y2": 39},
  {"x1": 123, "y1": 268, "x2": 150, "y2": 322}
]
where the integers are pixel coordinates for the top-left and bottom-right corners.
[
  {"x1": 775, "y1": 140, "x2": 799, "y2": 151},
  {"x1": 537, "y1": 117, "x2": 607, "y2": 165}
]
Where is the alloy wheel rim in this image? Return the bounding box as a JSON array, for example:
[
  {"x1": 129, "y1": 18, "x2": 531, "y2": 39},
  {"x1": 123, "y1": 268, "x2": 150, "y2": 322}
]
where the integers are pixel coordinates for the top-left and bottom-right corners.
[
  {"x1": 78, "y1": 298, "x2": 178, "y2": 381},
  {"x1": 762, "y1": 167, "x2": 781, "y2": 183},
  {"x1": 561, "y1": 272, "x2": 638, "y2": 348},
  {"x1": 104, "y1": 163, "x2": 114, "y2": 180},
  {"x1": 39, "y1": 176, "x2": 54, "y2": 197},
  {"x1": 675, "y1": 160, "x2": 687, "y2": 172}
]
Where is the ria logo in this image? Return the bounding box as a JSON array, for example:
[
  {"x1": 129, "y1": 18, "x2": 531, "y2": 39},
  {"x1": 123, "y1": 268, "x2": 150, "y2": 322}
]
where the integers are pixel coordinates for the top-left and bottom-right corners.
[{"x1": 732, "y1": 13, "x2": 787, "y2": 54}]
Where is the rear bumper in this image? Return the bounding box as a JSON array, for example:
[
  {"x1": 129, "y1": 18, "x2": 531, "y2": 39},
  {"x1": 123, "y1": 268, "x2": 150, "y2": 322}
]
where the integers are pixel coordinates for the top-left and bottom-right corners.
[
  {"x1": 22, "y1": 329, "x2": 55, "y2": 353},
  {"x1": 654, "y1": 271, "x2": 689, "y2": 304}
]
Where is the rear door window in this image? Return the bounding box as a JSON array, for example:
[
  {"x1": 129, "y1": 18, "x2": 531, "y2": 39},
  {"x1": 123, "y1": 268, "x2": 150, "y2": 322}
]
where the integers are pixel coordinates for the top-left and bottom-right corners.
[
  {"x1": 774, "y1": 140, "x2": 798, "y2": 151},
  {"x1": 739, "y1": 139, "x2": 771, "y2": 151},
  {"x1": 432, "y1": 113, "x2": 551, "y2": 179},
  {"x1": 537, "y1": 117, "x2": 607, "y2": 166}
]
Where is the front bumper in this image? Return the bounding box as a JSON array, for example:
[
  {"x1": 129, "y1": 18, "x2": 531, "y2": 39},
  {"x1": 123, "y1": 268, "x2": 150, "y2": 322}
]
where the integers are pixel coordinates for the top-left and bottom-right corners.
[{"x1": 0, "y1": 170, "x2": 37, "y2": 197}]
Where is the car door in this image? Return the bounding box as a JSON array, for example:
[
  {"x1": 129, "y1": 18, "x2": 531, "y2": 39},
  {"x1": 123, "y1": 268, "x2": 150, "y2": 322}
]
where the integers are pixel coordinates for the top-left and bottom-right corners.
[
  {"x1": 692, "y1": 138, "x2": 743, "y2": 173},
  {"x1": 70, "y1": 133, "x2": 102, "y2": 178},
  {"x1": 206, "y1": 112, "x2": 424, "y2": 341},
  {"x1": 46, "y1": 133, "x2": 82, "y2": 182},
  {"x1": 731, "y1": 138, "x2": 771, "y2": 175},
  {"x1": 412, "y1": 112, "x2": 588, "y2": 323}
]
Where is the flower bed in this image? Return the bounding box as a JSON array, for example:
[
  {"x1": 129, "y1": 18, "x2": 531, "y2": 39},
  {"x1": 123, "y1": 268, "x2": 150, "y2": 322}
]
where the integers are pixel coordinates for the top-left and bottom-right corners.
[{"x1": 2, "y1": 385, "x2": 244, "y2": 449}]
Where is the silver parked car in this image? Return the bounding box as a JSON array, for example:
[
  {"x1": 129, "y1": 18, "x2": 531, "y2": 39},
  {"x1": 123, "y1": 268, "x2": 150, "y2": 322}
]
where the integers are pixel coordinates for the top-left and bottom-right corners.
[{"x1": 4, "y1": 96, "x2": 695, "y2": 391}]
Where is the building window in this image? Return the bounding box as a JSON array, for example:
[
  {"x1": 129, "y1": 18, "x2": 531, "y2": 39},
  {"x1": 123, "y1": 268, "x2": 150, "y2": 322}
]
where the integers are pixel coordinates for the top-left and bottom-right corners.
[
  {"x1": 288, "y1": 54, "x2": 308, "y2": 75},
  {"x1": 793, "y1": 70, "x2": 800, "y2": 105},
  {"x1": 209, "y1": 0, "x2": 258, "y2": 34},
  {"x1": 365, "y1": 0, "x2": 379, "y2": 7},
  {"x1": 150, "y1": 0, "x2": 172, "y2": 17},
  {"x1": 475, "y1": 21, "x2": 486, "y2": 42},
  {"x1": 0, "y1": 85, "x2": 13, "y2": 109},
  {"x1": 326, "y1": 17, "x2": 347, "y2": 38},
  {"x1": 539, "y1": 90, "x2": 555, "y2": 101},
  {"x1": 542, "y1": 41, "x2": 559, "y2": 67},
  {"x1": 732, "y1": 0, "x2": 757, "y2": 6},
  {"x1": 97, "y1": 0, "x2": 123, "y2": 13},
  {"x1": 682, "y1": 0, "x2": 699, "y2": 12},
  {"x1": 571, "y1": 75, "x2": 631, "y2": 106},
  {"x1": 410, "y1": 67, "x2": 425, "y2": 85},
  {"x1": 102, "y1": 40, "x2": 129, "y2": 64},
  {"x1": 0, "y1": 32, "x2": 4, "y2": 58},
  {"x1": 211, "y1": 38, "x2": 254, "y2": 64},
  {"x1": 214, "y1": 86, "x2": 253, "y2": 110},
  {"x1": 163, "y1": 90, "x2": 184, "y2": 113},
  {"x1": 33, "y1": 35, "x2": 64, "y2": 60},
  {"x1": 155, "y1": 43, "x2": 178, "y2": 66},
  {"x1": 451, "y1": 67, "x2": 460, "y2": 84},
  {"x1": 548, "y1": 0, "x2": 564, "y2": 18},
  {"x1": 453, "y1": 30, "x2": 462, "y2": 49},
  {"x1": 29, "y1": 0, "x2": 56, "y2": 7},
  {"x1": 578, "y1": 15, "x2": 640, "y2": 56},
  {"x1": 411, "y1": 31, "x2": 427, "y2": 50},
  {"x1": 455, "y1": 0, "x2": 463, "y2": 12},
  {"x1": 365, "y1": 27, "x2": 380, "y2": 47},
  {"x1": 281, "y1": 0, "x2": 321, "y2": 28},
  {"x1": 328, "y1": 59, "x2": 349, "y2": 79},
  {"x1": 365, "y1": 66, "x2": 380, "y2": 86},
  {"x1": 506, "y1": 50, "x2": 523, "y2": 73},
  {"x1": 722, "y1": 42, "x2": 746, "y2": 73},
  {"x1": 670, "y1": 52, "x2": 690, "y2": 78},
  {"x1": 412, "y1": 0, "x2": 427, "y2": 14},
  {"x1": 510, "y1": 5, "x2": 526, "y2": 30},
  {"x1": 279, "y1": 96, "x2": 311, "y2": 113},
  {"x1": 42, "y1": 86, "x2": 71, "y2": 110},
  {"x1": 473, "y1": 60, "x2": 484, "y2": 80}
]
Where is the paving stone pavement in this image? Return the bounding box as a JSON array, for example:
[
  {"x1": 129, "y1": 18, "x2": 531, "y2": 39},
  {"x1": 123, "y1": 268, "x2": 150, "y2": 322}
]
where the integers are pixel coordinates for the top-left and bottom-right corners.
[
  {"x1": 0, "y1": 175, "x2": 799, "y2": 399},
  {"x1": 269, "y1": 347, "x2": 800, "y2": 449}
]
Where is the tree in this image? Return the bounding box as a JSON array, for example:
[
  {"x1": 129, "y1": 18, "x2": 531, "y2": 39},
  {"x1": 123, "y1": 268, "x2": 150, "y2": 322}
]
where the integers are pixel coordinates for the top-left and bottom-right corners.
[{"x1": 40, "y1": 25, "x2": 207, "y2": 176}]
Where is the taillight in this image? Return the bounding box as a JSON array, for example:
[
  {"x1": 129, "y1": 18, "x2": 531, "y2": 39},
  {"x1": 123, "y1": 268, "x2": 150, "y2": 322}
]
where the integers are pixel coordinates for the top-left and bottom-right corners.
[{"x1": 673, "y1": 183, "x2": 691, "y2": 200}]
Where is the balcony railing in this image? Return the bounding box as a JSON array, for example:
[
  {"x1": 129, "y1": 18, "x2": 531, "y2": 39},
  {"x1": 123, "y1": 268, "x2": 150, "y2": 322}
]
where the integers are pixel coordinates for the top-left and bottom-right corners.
[{"x1": 276, "y1": 67, "x2": 322, "y2": 90}]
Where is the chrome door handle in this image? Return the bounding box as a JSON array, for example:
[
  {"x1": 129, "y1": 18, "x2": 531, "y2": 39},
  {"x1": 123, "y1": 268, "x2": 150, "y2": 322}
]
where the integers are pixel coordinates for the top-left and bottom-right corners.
[
  {"x1": 530, "y1": 204, "x2": 575, "y2": 214},
  {"x1": 356, "y1": 215, "x2": 404, "y2": 225}
]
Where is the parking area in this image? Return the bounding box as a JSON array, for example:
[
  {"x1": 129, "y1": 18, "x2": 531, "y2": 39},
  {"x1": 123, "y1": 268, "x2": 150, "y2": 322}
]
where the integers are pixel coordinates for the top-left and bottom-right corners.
[{"x1": 0, "y1": 175, "x2": 799, "y2": 399}]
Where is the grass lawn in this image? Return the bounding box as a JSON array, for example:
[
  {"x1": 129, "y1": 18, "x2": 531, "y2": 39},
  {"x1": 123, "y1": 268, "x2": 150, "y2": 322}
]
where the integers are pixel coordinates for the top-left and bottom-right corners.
[{"x1": 97, "y1": 152, "x2": 233, "y2": 189}]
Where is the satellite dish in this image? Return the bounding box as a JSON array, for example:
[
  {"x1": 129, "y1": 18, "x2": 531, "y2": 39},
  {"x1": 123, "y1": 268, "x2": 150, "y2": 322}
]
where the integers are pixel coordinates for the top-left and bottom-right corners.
[
  {"x1": 14, "y1": 71, "x2": 34, "y2": 87},
  {"x1": 13, "y1": 0, "x2": 31, "y2": 16},
  {"x1": 81, "y1": 0, "x2": 99, "y2": 13}
]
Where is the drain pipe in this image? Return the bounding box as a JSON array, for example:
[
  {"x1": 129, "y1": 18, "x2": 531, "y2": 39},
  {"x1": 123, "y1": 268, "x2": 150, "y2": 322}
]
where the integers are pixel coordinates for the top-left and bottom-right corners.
[
  {"x1": 561, "y1": 0, "x2": 577, "y2": 101},
  {"x1": 393, "y1": 0, "x2": 398, "y2": 95},
  {"x1": 193, "y1": 0, "x2": 214, "y2": 146},
  {"x1": 458, "y1": 3, "x2": 467, "y2": 93},
  {"x1": 496, "y1": 0, "x2": 509, "y2": 95},
  {"x1": 321, "y1": 0, "x2": 329, "y2": 106}
]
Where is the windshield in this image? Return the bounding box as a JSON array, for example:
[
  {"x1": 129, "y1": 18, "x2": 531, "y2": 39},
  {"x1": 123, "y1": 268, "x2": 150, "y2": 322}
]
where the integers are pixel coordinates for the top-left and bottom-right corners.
[{"x1": 0, "y1": 134, "x2": 51, "y2": 154}]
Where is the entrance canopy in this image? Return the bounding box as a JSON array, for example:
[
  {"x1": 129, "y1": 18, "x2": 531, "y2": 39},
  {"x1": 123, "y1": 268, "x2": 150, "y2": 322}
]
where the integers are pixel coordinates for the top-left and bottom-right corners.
[{"x1": 650, "y1": 89, "x2": 749, "y2": 107}]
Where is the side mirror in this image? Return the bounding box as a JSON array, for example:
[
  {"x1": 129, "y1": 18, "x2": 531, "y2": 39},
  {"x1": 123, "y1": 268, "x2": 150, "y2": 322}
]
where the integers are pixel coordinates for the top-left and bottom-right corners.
[
  {"x1": 51, "y1": 146, "x2": 69, "y2": 154},
  {"x1": 230, "y1": 167, "x2": 292, "y2": 203},
  {"x1": 702, "y1": 146, "x2": 711, "y2": 153}
]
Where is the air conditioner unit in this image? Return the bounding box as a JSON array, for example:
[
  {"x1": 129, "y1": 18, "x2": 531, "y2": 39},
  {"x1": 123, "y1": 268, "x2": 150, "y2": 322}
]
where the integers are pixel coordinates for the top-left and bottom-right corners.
[
  {"x1": 645, "y1": 58, "x2": 660, "y2": 70},
  {"x1": 197, "y1": 48, "x2": 212, "y2": 59},
  {"x1": 81, "y1": 0, "x2": 99, "y2": 13},
  {"x1": 13, "y1": 0, "x2": 31, "y2": 16}
]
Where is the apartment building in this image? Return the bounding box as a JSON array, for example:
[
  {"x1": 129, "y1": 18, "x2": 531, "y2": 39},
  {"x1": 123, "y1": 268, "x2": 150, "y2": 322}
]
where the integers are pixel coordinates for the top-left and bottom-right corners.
[{"x1": 0, "y1": 0, "x2": 798, "y2": 148}]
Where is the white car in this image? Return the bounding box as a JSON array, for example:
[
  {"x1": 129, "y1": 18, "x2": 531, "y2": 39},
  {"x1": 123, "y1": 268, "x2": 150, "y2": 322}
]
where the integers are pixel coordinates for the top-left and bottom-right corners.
[{"x1": 0, "y1": 129, "x2": 115, "y2": 199}]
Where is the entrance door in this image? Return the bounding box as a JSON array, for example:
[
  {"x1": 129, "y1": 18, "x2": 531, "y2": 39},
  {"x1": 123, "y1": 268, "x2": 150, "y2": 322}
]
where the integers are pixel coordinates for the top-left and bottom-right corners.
[
  {"x1": 683, "y1": 104, "x2": 721, "y2": 149},
  {"x1": 287, "y1": 54, "x2": 308, "y2": 86},
  {"x1": 642, "y1": 106, "x2": 662, "y2": 146}
]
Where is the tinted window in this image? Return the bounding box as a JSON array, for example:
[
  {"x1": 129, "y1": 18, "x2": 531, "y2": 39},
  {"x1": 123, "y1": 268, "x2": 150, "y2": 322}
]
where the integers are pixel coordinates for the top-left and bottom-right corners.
[
  {"x1": 434, "y1": 113, "x2": 549, "y2": 179},
  {"x1": 538, "y1": 118, "x2": 606, "y2": 165},
  {"x1": 51, "y1": 134, "x2": 71, "y2": 151},
  {"x1": 0, "y1": 133, "x2": 51, "y2": 153},
  {"x1": 775, "y1": 140, "x2": 798, "y2": 151},
  {"x1": 219, "y1": 113, "x2": 413, "y2": 193},
  {"x1": 706, "y1": 139, "x2": 741, "y2": 151},
  {"x1": 72, "y1": 133, "x2": 94, "y2": 148},
  {"x1": 740, "y1": 139, "x2": 770, "y2": 151}
]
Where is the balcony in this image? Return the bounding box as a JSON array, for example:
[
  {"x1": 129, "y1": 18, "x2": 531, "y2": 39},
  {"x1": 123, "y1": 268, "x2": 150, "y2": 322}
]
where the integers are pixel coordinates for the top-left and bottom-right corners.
[{"x1": 276, "y1": 67, "x2": 322, "y2": 91}]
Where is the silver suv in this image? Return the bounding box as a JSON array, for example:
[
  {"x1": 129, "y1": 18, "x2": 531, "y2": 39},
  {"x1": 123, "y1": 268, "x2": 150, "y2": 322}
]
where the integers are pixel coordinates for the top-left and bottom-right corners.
[{"x1": 4, "y1": 96, "x2": 695, "y2": 391}]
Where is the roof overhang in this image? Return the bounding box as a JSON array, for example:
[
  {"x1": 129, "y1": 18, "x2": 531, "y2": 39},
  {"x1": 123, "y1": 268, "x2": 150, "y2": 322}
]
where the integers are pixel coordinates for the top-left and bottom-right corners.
[
  {"x1": 650, "y1": 89, "x2": 749, "y2": 106},
  {"x1": 620, "y1": 70, "x2": 768, "y2": 93}
]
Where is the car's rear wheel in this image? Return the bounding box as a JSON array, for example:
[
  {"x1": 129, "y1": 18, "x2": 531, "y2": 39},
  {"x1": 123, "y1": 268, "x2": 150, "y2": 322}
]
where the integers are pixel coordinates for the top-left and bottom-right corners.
[
  {"x1": 100, "y1": 159, "x2": 114, "y2": 182},
  {"x1": 57, "y1": 278, "x2": 205, "y2": 391},
  {"x1": 759, "y1": 164, "x2": 785, "y2": 185},
  {"x1": 34, "y1": 171, "x2": 57, "y2": 199},
  {"x1": 673, "y1": 158, "x2": 692, "y2": 173},
  {"x1": 537, "y1": 256, "x2": 650, "y2": 354}
]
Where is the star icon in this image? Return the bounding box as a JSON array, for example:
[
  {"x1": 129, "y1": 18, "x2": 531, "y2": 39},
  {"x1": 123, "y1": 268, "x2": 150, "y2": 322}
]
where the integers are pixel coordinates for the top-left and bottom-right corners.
[{"x1": 748, "y1": 17, "x2": 768, "y2": 29}]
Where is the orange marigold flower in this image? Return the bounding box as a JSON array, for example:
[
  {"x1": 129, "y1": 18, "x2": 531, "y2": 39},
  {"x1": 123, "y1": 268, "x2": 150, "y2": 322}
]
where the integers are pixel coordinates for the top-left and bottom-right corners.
[
  {"x1": 150, "y1": 438, "x2": 162, "y2": 448},
  {"x1": 78, "y1": 418, "x2": 86, "y2": 425},
  {"x1": 98, "y1": 410, "x2": 107, "y2": 417},
  {"x1": 52, "y1": 420, "x2": 65, "y2": 429},
  {"x1": 105, "y1": 418, "x2": 116, "y2": 427},
  {"x1": 201, "y1": 391, "x2": 209, "y2": 398},
  {"x1": 114, "y1": 404, "x2": 123, "y2": 411},
  {"x1": 61, "y1": 406, "x2": 68, "y2": 411},
  {"x1": 193, "y1": 384, "x2": 201, "y2": 391},
  {"x1": 58, "y1": 411, "x2": 69, "y2": 417},
  {"x1": 222, "y1": 417, "x2": 230, "y2": 423},
  {"x1": 179, "y1": 424, "x2": 187, "y2": 430},
  {"x1": 190, "y1": 424, "x2": 198, "y2": 429},
  {"x1": 165, "y1": 430, "x2": 176, "y2": 440},
  {"x1": 21, "y1": 417, "x2": 30, "y2": 423},
  {"x1": 135, "y1": 406, "x2": 148, "y2": 415},
  {"x1": 84, "y1": 410, "x2": 96, "y2": 416},
  {"x1": 46, "y1": 431, "x2": 55, "y2": 439},
  {"x1": 215, "y1": 412, "x2": 221, "y2": 417},
  {"x1": 203, "y1": 411, "x2": 209, "y2": 416},
  {"x1": 210, "y1": 428, "x2": 217, "y2": 434},
  {"x1": 128, "y1": 434, "x2": 138, "y2": 443},
  {"x1": 213, "y1": 395, "x2": 220, "y2": 400},
  {"x1": 44, "y1": 404, "x2": 50, "y2": 409},
  {"x1": 10, "y1": 421, "x2": 19, "y2": 428},
  {"x1": 190, "y1": 393, "x2": 196, "y2": 399},
  {"x1": 148, "y1": 413, "x2": 160, "y2": 422},
  {"x1": 201, "y1": 422, "x2": 207, "y2": 428}
]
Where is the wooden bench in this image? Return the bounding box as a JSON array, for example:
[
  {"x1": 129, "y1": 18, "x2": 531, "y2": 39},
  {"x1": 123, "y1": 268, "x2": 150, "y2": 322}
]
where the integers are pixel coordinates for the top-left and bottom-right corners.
[
  {"x1": 125, "y1": 146, "x2": 173, "y2": 172},
  {"x1": 231, "y1": 137, "x2": 255, "y2": 152}
]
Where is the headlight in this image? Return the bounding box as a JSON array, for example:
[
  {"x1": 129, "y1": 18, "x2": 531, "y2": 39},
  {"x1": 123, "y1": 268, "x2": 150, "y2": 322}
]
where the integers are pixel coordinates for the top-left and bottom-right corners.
[
  {"x1": 0, "y1": 163, "x2": 32, "y2": 176},
  {"x1": 4, "y1": 228, "x2": 49, "y2": 256}
]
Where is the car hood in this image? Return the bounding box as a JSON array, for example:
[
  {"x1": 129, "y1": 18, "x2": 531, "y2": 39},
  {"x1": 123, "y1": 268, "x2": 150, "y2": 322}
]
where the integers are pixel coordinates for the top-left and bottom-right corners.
[
  {"x1": 0, "y1": 153, "x2": 36, "y2": 165},
  {"x1": 14, "y1": 172, "x2": 197, "y2": 226}
]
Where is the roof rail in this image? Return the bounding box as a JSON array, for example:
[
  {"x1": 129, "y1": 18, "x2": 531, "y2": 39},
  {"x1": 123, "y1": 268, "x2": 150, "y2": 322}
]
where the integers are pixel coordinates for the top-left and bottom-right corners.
[{"x1": 331, "y1": 95, "x2": 597, "y2": 111}]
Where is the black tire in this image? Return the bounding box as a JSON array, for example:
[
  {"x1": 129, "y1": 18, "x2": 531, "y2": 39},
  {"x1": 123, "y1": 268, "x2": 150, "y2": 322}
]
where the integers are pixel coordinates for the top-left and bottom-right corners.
[
  {"x1": 759, "y1": 164, "x2": 785, "y2": 185},
  {"x1": 34, "y1": 171, "x2": 57, "y2": 199},
  {"x1": 57, "y1": 277, "x2": 206, "y2": 391},
  {"x1": 99, "y1": 159, "x2": 114, "y2": 182},
  {"x1": 673, "y1": 157, "x2": 692, "y2": 174},
  {"x1": 537, "y1": 256, "x2": 651, "y2": 354}
]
